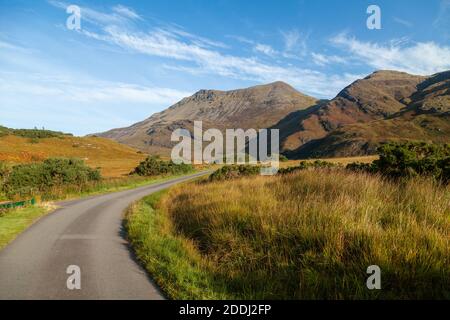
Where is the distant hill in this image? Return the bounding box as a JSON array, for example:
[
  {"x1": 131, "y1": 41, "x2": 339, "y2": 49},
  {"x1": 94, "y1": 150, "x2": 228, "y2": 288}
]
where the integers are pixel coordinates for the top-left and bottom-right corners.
[
  {"x1": 0, "y1": 127, "x2": 146, "y2": 177},
  {"x1": 95, "y1": 70, "x2": 450, "y2": 159}
]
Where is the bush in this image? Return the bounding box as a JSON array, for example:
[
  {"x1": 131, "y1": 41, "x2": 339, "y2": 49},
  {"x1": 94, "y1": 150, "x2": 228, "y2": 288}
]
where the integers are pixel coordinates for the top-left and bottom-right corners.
[
  {"x1": 0, "y1": 126, "x2": 72, "y2": 139},
  {"x1": 3, "y1": 158, "x2": 101, "y2": 198},
  {"x1": 132, "y1": 156, "x2": 193, "y2": 177},
  {"x1": 0, "y1": 162, "x2": 9, "y2": 180},
  {"x1": 209, "y1": 165, "x2": 260, "y2": 181},
  {"x1": 278, "y1": 160, "x2": 337, "y2": 174},
  {"x1": 347, "y1": 142, "x2": 450, "y2": 182},
  {"x1": 0, "y1": 162, "x2": 9, "y2": 194}
]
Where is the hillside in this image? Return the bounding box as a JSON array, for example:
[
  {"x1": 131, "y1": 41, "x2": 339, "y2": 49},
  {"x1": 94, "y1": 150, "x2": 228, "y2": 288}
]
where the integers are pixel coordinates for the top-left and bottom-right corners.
[
  {"x1": 288, "y1": 70, "x2": 450, "y2": 158},
  {"x1": 0, "y1": 129, "x2": 146, "y2": 177},
  {"x1": 95, "y1": 81, "x2": 318, "y2": 154}
]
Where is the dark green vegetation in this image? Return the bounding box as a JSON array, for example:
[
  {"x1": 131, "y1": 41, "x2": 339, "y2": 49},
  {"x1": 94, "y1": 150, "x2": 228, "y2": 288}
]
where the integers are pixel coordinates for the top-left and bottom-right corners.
[
  {"x1": 347, "y1": 142, "x2": 450, "y2": 182},
  {"x1": 208, "y1": 164, "x2": 260, "y2": 181},
  {"x1": 208, "y1": 160, "x2": 337, "y2": 181},
  {"x1": 2, "y1": 158, "x2": 101, "y2": 199},
  {"x1": 278, "y1": 160, "x2": 338, "y2": 174},
  {"x1": 0, "y1": 126, "x2": 71, "y2": 139},
  {"x1": 132, "y1": 156, "x2": 193, "y2": 176}
]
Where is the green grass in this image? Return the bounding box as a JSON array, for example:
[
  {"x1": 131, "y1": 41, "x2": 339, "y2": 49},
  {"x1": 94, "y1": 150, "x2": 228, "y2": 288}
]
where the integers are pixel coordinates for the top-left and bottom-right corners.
[
  {"x1": 126, "y1": 169, "x2": 450, "y2": 300},
  {"x1": 0, "y1": 204, "x2": 52, "y2": 250}
]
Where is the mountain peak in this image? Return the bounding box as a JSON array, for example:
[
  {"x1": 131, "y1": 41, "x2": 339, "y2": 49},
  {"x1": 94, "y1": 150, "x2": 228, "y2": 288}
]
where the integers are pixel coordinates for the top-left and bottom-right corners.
[{"x1": 364, "y1": 69, "x2": 422, "y2": 80}]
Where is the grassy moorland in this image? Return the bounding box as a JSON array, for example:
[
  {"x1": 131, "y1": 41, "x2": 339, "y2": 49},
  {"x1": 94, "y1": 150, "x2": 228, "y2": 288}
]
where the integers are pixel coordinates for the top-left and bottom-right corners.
[
  {"x1": 0, "y1": 134, "x2": 146, "y2": 177},
  {"x1": 126, "y1": 167, "x2": 449, "y2": 299}
]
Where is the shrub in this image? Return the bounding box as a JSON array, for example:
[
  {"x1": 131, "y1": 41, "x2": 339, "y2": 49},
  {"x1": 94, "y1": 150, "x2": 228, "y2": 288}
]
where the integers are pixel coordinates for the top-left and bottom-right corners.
[
  {"x1": 0, "y1": 126, "x2": 72, "y2": 139},
  {"x1": 279, "y1": 155, "x2": 289, "y2": 162},
  {"x1": 3, "y1": 158, "x2": 101, "y2": 198},
  {"x1": 278, "y1": 160, "x2": 337, "y2": 174},
  {"x1": 0, "y1": 162, "x2": 9, "y2": 180},
  {"x1": 0, "y1": 162, "x2": 9, "y2": 193},
  {"x1": 209, "y1": 165, "x2": 260, "y2": 181},
  {"x1": 132, "y1": 156, "x2": 193, "y2": 176},
  {"x1": 347, "y1": 142, "x2": 450, "y2": 182}
]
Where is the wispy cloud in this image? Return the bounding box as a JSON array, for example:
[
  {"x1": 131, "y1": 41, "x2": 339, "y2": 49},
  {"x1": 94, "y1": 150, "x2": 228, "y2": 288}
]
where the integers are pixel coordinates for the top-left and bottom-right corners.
[
  {"x1": 0, "y1": 71, "x2": 191, "y2": 105},
  {"x1": 330, "y1": 32, "x2": 450, "y2": 75},
  {"x1": 393, "y1": 17, "x2": 413, "y2": 28},
  {"x1": 281, "y1": 29, "x2": 309, "y2": 57},
  {"x1": 0, "y1": 70, "x2": 193, "y2": 134},
  {"x1": 311, "y1": 53, "x2": 347, "y2": 66},
  {"x1": 112, "y1": 4, "x2": 142, "y2": 20},
  {"x1": 433, "y1": 0, "x2": 450, "y2": 38},
  {"x1": 84, "y1": 25, "x2": 360, "y2": 97},
  {"x1": 253, "y1": 43, "x2": 278, "y2": 57}
]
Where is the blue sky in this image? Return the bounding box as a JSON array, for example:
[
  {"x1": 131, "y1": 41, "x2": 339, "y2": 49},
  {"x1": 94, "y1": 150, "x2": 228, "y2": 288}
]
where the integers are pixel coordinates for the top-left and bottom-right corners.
[{"x1": 1, "y1": 0, "x2": 450, "y2": 135}]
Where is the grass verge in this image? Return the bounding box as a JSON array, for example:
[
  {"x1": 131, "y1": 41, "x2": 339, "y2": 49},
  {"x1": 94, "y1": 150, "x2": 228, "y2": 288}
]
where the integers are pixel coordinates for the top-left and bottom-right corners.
[
  {"x1": 125, "y1": 190, "x2": 229, "y2": 299},
  {"x1": 126, "y1": 169, "x2": 450, "y2": 299},
  {"x1": 0, "y1": 203, "x2": 54, "y2": 250}
]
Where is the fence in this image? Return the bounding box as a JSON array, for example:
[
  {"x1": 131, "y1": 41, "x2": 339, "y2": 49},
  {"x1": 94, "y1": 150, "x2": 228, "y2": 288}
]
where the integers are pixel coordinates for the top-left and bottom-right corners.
[{"x1": 0, "y1": 198, "x2": 36, "y2": 210}]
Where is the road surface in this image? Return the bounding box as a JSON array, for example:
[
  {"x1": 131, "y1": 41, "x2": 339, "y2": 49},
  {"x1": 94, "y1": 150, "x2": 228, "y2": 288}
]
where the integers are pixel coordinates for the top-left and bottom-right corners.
[{"x1": 0, "y1": 171, "x2": 209, "y2": 300}]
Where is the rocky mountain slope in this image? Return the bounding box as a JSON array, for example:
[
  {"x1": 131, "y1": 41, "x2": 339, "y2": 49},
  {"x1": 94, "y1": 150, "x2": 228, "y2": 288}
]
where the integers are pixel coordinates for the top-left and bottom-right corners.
[
  {"x1": 285, "y1": 70, "x2": 450, "y2": 158},
  {"x1": 95, "y1": 81, "x2": 317, "y2": 154}
]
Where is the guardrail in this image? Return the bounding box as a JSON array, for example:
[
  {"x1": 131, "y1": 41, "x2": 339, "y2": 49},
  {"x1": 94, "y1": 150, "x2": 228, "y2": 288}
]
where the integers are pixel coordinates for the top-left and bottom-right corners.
[{"x1": 0, "y1": 198, "x2": 36, "y2": 210}]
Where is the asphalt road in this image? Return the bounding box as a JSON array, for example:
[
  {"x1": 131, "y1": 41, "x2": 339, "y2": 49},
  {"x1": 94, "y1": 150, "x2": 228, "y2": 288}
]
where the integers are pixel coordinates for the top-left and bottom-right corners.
[{"x1": 0, "y1": 171, "x2": 209, "y2": 300}]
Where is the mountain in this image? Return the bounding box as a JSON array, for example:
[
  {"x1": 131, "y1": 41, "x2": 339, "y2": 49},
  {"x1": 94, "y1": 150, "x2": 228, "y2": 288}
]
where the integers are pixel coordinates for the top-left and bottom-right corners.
[
  {"x1": 277, "y1": 70, "x2": 425, "y2": 154},
  {"x1": 285, "y1": 70, "x2": 450, "y2": 158},
  {"x1": 95, "y1": 81, "x2": 318, "y2": 154},
  {"x1": 96, "y1": 70, "x2": 450, "y2": 159}
]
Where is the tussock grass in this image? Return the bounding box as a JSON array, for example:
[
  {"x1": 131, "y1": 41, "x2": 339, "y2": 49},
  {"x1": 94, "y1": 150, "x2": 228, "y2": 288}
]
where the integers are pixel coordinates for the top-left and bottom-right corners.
[{"x1": 128, "y1": 169, "x2": 449, "y2": 299}]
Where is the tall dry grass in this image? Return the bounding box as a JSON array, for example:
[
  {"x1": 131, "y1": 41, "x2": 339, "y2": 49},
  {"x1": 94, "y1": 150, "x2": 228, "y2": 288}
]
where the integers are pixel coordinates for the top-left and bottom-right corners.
[{"x1": 162, "y1": 169, "x2": 449, "y2": 299}]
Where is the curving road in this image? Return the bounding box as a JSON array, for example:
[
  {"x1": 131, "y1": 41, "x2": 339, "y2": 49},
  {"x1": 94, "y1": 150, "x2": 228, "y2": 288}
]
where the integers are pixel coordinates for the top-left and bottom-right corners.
[{"x1": 0, "y1": 171, "x2": 209, "y2": 300}]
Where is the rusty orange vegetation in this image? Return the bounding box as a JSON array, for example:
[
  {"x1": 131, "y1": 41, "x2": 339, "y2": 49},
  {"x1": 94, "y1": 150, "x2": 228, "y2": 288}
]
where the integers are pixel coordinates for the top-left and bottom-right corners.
[{"x1": 0, "y1": 135, "x2": 147, "y2": 177}]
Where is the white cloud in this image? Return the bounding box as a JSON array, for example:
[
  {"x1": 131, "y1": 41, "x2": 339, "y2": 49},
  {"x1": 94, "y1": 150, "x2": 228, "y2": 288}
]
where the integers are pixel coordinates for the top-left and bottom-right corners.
[
  {"x1": 281, "y1": 29, "x2": 309, "y2": 57},
  {"x1": 331, "y1": 33, "x2": 450, "y2": 75},
  {"x1": 393, "y1": 17, "x2": 413, "y2": 28},
  {"x1": 112, "y1": 5, "x2": 142, "y2": 20},
  {"x1": 311, "y1": 53, "x2": 347, "y2": 66},
  {"x1": 254, "y1": 43, "x2": 278, "y2": 57},
  {"x1": 0, "y1": 72, "x2": 192, "y2": 105}
]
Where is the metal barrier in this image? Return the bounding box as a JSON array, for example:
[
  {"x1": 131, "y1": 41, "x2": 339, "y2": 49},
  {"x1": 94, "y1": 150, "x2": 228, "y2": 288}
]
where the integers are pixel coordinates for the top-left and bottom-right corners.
[{"x1": 0, "y1": 198, "x2": 36, "y2": 210}]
